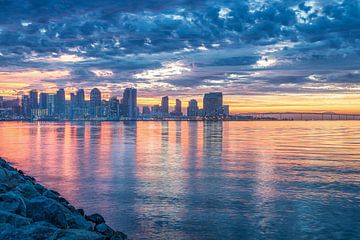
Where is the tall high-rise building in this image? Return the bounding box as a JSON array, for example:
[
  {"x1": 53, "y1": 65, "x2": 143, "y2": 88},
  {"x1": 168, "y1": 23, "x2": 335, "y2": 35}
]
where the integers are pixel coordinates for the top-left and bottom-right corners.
[
  {"x1": 47, "y1": 94, "x2": 55, "y2": 116},
  {"x1": 55, "y1": 88, "x2": 66, "y2": 116},
  {"x1": 161, "y1": 96, "x2": 169, "y2": 115},
  {"x1": 76, "y1": 89, "x2": 85, "y2": 108},
  {"x1": 203, "y1": 92, "x2": 223, "y2": 116},
  {"x1": 29, "y1": 90, "x2": 39, "y2": 110},
  {"x1": 109, "y1": 97, "x2": 120, "y2": 119},
  {"x1": 174, "y1": 99, "x2": 182, "y2": 116},
  {"x1": 90, "y1": 88, "x2": 102, "y2": 117},
  {"x1": 21, "y1": 95, "x2": 31, "y2": 118},
  {"x1": 187, "y1": 99, "x2": 199, "y2": 117},
  {"x1": 39, "y1": 93, "x2": 48, "y2": 109},
  {"x1": 0, "y1": 96, "x2": 3, "y2": 108},
  {"x1": 123, "y1": 88, "x2": 137, "y2": 119}
]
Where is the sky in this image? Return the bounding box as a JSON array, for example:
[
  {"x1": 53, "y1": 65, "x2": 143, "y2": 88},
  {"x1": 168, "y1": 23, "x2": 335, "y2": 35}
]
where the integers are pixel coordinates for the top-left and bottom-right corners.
[{"x1": 0, "y1": 0, "x2": 359, "y2": 113}]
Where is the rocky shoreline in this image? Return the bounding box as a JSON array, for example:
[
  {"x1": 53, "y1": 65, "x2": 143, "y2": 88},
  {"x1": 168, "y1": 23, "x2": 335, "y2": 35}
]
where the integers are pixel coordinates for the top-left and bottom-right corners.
[{"x1": 0, "y1": 157, "x2": 127, "y2": 240}]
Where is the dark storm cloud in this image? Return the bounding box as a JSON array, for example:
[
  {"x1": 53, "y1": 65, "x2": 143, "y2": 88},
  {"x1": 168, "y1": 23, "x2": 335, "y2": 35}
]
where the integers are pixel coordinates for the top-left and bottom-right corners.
[{"x1": 0, "y1": 0, "x2": 359, "y2": 94}]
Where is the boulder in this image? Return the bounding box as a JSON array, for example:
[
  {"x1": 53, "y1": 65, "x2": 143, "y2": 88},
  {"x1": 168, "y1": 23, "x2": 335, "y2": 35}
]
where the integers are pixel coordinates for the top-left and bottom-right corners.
[
  {"x1": 54, "y1": 229, "x2": 104, "y2": 240},
  {"x1": 25, "y1": 196, "x2": 69, "y2": 228},
  {"x1": 111, "y1": 231, "x2": 128, "y2": 240},
  {"x1": 43, "y1": 189, "x2": 60, "y2": 199},
  {"x1": 16, "y1": 182, "x2": 41, "y2": 198},
  {"x1": 0, "y1": 191, "x2": 26, "y2": 216},
  {"x1": 34, "y1": 183, "x2": 46, "y2": 194},
  {"x1": 95, "y1": 223, "x2": 114, "y2": 237},
  {"x1": 26, "y1": 196, "x2": 92, "y2": 230},
  {"x1": 86, "y1": 213, "x2": 105, "y2": 225},
  {"x1": 17, "y1": 221, "x2": 59, "y2": 240},
  {"x1": 0, "y1": 210, "x2": 32, "y2": 227}
]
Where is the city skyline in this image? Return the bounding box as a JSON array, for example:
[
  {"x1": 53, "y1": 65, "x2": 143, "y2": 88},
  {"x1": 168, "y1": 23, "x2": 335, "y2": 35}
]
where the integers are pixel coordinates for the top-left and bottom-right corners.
[{"x1": 0, "y1": 1, "x2": 359, "y2": 114}]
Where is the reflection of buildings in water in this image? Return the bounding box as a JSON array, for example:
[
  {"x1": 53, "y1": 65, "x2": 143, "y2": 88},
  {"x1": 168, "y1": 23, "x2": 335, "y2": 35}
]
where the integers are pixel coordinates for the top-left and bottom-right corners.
[{"x1": 203, "y1": 121, "x2": 223, "y2": 159}]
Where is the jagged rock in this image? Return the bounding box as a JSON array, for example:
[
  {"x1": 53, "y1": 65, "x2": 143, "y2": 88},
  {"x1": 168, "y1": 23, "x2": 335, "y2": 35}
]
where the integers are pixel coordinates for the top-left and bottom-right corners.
[
  {"x1": 111, "y1": 231, "x2": 128, "y2": 240},
  {"x1": 0, "y1": 183, "x2": 10, "y2": 194},
  {"x1": 0, "y1": 210, "x2": 32, "y2": 227},
  {"x1": 86, "y1": 213, "x2": 105, "y2": 225},
  {"x1": 0, "y1": 191, "x2": 26, "y2": 216},
  {"x1": 26, "y1": 196, "x2": 92, "y2": 230},
  {"x1": 43, "y1": 189, "x2": 60, "y2": 199},
  {"x1": 54, "y1": 229, "x2": 104, "y2": 240},
  {"x1": 16, "y1": 182, "x2": 41, "y2": 198},
  {"x1": 95, "y1": 223, "x2": 115, "y2": 237},
  {"x1": 17, "y1": 221, "x2": 59, "y2": 239},
  {"x1": 25, "y1": 196, "x2": 69, "y2": 228},
  {"x1": 34, "y1": 183, "x2": 46, "y2": 194},
  {"x1": 77, "y1": 208, "x2": 85, "y2": 216}
]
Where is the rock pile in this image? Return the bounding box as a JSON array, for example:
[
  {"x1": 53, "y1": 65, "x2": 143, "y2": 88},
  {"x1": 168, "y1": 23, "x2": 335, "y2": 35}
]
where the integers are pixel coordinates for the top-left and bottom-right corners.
[{"x1": 0, "y1": 157, "x2": 127, "y2": 240}]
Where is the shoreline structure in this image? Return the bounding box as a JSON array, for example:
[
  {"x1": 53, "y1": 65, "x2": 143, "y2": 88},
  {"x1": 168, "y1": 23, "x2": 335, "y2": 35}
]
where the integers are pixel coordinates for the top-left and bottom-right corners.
[{"x1": 0, "y1": 157, "x2": 127, "y2": 240}]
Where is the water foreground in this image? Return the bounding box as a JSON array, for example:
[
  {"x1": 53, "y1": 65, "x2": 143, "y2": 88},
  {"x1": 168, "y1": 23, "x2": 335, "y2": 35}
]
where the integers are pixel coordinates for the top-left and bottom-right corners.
[{"x1": 0, "y1": 157, "x2": 127, "y2": 240}]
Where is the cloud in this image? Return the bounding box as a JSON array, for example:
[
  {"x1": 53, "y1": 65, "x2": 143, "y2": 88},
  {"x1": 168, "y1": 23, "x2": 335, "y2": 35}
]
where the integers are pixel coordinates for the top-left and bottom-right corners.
[{"x1": 0, "y1": 0, "x2": 358, "y2": 98}]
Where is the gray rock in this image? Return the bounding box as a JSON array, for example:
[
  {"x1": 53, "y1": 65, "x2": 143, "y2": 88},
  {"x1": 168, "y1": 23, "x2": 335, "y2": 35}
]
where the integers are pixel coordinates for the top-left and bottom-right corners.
[
  {"x1": 95, "y1": 223, "x2": 114, "y2": 237},
  {"x1": 111, "y1": 231, "x2": 128, "y2": 240},
  {"x1": 25, "y1": 196, "x2": 69, "y2": 228},
  {"x1": 43, "y1": 189, "x2": 59, "y2": 199},
  {"x1": 54, "y1": 229, "x2": 104, "y2": 240},
  {"x1": 16, "y1": 182, "x2": 41, "y2": 198},
  {"x1": 26, "y1": 196, "x2": 92, "y2": 230},
  {"x1": 17, "y1": 221, "x2": 59, "y2": 240},
  {"x1": 86, "y1": 213, "x2": 105, "y2": 225},
  {"x1": 0, "y1": 210, "x2": 32, "y2": 227},
  {"x1": 0, "y1": 191, "x2": 26, "y2": 216},
  {"x1": 0, "y1": 223, "x2": 17, "y2": 239},
  {"x1": 0, "y1": 183, "x2": 10, "y2": 194},
  {"x1": 34, "y1": 183, "x2": 46, "y2": 194}
]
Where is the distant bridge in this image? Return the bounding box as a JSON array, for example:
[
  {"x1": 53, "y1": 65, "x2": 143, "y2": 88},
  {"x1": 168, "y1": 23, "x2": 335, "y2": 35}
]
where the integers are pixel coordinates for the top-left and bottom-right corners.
[{"x1": 239, "y1": 112, "x2": 360, "y2": 121}]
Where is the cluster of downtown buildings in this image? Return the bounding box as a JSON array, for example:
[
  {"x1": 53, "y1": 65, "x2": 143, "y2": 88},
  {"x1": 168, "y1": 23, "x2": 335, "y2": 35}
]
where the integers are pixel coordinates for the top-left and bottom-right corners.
[{"x1": 0, "y1": 88, "x2": 230, "y2": 121}]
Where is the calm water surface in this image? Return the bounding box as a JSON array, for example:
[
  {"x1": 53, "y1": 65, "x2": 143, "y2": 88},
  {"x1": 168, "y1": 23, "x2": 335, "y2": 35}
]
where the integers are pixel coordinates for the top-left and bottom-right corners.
[{"x1": 0, "y1": 121, "x2": 359, "y2": 239}]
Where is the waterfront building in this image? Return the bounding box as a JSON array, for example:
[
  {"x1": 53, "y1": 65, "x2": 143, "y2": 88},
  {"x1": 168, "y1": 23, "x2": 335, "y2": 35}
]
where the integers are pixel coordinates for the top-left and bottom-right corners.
[
  {"x1": 109, "y1": 97, "x2": 120, "y2": 119},
  {"x1": 161, "y1": 96, "x2": 169, "y2": 115},
  {"x1": 55, "y1": 89, "x2": 66, "y2": 116},
  {"x1": 173, "y1": 99, "x2": 182, "y2": 116},
  {"x1": 203, "y1": 92, "x2": 223, "y2": 116},
  {"x1": 29, "y1": 90, "x2": 39, "y2": 110},
  {"x1": 142, "y1": 106, "x2": 151, "y2": 115},
  {"x1": 90, "y1": 88, "x2": 102, "y2": 118},
  {"x1": 46, "y1": 94, "x2": 55, "y2": 116},
  {"x1": 39, "y1": 93, "x2": 48, "y2": 109},
  {"x1": 123, "y1": 88, "x2": 137, "y2": 119},
  {"x1": 21, "y1": 95, "x2": 31, "y2": 118},
  {"x1": 187, "y1": 99, "x2": 199, "y2": 117},
  {"x1": 223, "y1": 105, "x2": 230, "y2": 116},
  {"x1": 76, "y1": 89, "x2": 85, "y2": 108}
]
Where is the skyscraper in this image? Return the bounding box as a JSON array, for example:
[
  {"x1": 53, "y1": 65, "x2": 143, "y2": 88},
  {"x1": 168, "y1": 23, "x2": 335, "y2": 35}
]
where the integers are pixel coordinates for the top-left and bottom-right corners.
[
  {"x1": 29, "y1": 90, "x2": 39, "y2": 110},
  {"x1": 21, "y1": 95, "x2": 30, "y2": 118},
  {"x1": 109, "y1": 97, "x2": 120, "y2": 119},
  {"x1": 47, "y1": 94, "x2": 55, "y2": 116},
  {"x1": 0, "y1": 96, "x2": 3, "y2": 108},
  {"x1": 55, "y1": 88, "x2": 66, "y2": 116},
  {"x1": 122, "y1": 88, "x2": 137, "y2": 119},
  {"x1": 76, "y1": 89, "x2": 85, "y2": 108},
  {"x1": 161, "y1": 96, "x2": 169, "y2": 115},
  {"x1": 39, "y1": 93, "x2": 48, "y2": 109},
  {"x1": 203, "y1": 92, "x2": 223, "y2": 116},
  {"x1": 187, "y1": 99, "x2": 199, "y2": 117},
  {"x1": 174, "y1": 99, "x2": 182, "y2": 116},
  {"x1": 90, "y1": 88, "x2": 101, "y2": 118}
]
